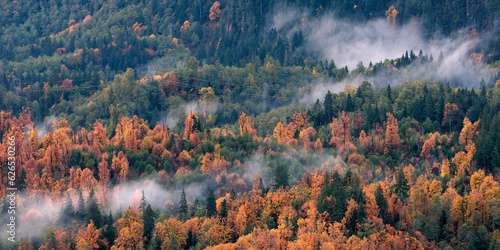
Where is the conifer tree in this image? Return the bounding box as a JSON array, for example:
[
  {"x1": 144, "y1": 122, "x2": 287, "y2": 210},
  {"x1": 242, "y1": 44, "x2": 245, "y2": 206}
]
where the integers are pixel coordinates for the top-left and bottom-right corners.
[
  {"x1": 76, "y1": 191, "x2": 86, "y2": 223},
  {"x1": 59, "y1": 194, "x2": 75, "y2": 227},
  {"x1": 206, "y1": 188, "x2": 217, "y2": 217},
  {"x1": 179, "y1": 188, "x2": 188, "y2": 219},
  {"x1": 273, "y1": 161, "x2": 289, "y2": 189},
  {"x1": 218, "y1": 199, "x2": 228, "y2": 219},
  {"x1": 143, "y1": 204, "x2": 155, "y2": 246},
  {"x1": 139, "y1": 190, "x2": 147, "y2": 213},
  {"x1": 86, "y1": 189, "x2": 102, "y2": 228}
]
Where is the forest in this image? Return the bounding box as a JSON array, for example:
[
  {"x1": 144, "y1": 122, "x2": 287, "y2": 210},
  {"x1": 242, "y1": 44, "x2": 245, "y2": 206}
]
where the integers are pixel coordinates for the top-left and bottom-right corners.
[{"x1": 1, "y1": 0, "x2": 500, "y2": 249}]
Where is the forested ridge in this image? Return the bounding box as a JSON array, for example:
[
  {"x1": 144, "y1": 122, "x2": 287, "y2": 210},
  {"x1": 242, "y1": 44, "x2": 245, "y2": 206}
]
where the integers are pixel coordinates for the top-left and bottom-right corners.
[{"x1": 1, "y1": 0, "x2": 500, "y2": 249}]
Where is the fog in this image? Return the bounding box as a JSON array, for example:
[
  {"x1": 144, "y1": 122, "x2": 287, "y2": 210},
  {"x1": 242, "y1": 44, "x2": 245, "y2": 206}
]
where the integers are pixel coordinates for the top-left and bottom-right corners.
[
  {"x1": 269, "y1": 9, "x2": 495, "y2": 103},
  {"x1": 160, "y1": 99, "x2": 220, "y2": 129}
]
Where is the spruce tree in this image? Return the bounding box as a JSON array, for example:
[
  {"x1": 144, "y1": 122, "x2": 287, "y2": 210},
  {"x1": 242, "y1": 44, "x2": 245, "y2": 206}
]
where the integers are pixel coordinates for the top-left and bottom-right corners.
[
  {"x1": 139, "y1": 190, "x2": 147, "y2": 213},
  {"x1": 324, "y1": 91, "x2": 334, "y2": 122},
  {"x1": 59, "y1": 194, "x2": 75, "y2": 227},
  {"x1": 273, "y1": 161, "x2": 289, "y2": 190},
  {"x1": 76, "y1": 191, "x2": 86, "y2": 223},
  {"x1": 205, "y1": 188, "x2": 217, "y2": 217},
  {"x1": 179, "y1": 188, "x2": 188, "y2": 219},
  {"x1": 102, "y1": 212, "x2": 116, "y2": 247},
  {"x1": 375, "y1": 185, "x2": 391, "y2": 225},
  {"x1": 86, "y1": 189, "x2": 102, "y2": 228},
  {"x1": 143, "y1": 204, "x2": 155, "y2": 246},
  {"x1": 218, "y1": 199, "x2": 228, "y2": 219}
]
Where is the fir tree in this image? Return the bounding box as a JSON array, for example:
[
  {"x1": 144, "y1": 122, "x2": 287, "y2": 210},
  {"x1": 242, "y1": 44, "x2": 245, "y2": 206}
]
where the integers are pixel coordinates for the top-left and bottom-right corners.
[
  {"x1": 59, "y1": 194, "x2": 75, "y2": 227},
  {"x1": 375, "y1": 185, "x2": 392, "y2": 225},
  {"x1": 324, "y1": 91, "x2": 334, "y2": 122},
  {"x1": 143, "y1": 204, "x2": 155, "y2": 246},
  {"x1": 86, "y1": 189, "x2": 102, "y2": 228},
  {"x1": 179, "y1": 188, "x2": 188, "y2": 219},
  {"x1": 205, "y1": 188, "x2": 217, "y2": 217},
  {"x1": 76, "y1": 191, "x2": 86, "y2": 223},
  {"x1": 218, "y1": 199, "x2": 228, "y2": 219},
  {"x1": 139, "y1": 190, "x2": 147, "y2": 213},
  {"x1": 102, "y1": 212, "x2": 116, "y2": 247},
  {"x1": 273, "y1": 161, "x2": 289, "y2": 189}
]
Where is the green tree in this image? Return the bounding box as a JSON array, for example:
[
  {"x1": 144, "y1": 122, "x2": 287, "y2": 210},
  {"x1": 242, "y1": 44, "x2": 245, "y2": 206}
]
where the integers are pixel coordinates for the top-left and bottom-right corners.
[
  {"x1": 59, "y1": 194, "x2": 75, "y2": 227},
  {"x1": 324, "y1": 91, "x2": 334, "y2": 123},
  {"x1": 143, "y1": 204, "x2": 156, "y2": 247},
  {"x1": 86, "y1": 189, "x2": 103, "y2": 228},
  {"x1": 206, "y1": 188, "x2": 217, "y2": 217},
  {"x1": 273, "y1": 161, "x2": 289, "y2": 190},
  {"x1": 43, "y1": 226, "x2": 57, "y2": 249},
  {"x1": 76, "y1": 191, "x2": 86, "y2": 223},
  {"x1": 179, "y1": 188, "x2": 188, "y2": 219},
  {"x1": 218, "y1": 199, "x2": 228, "y2": 219},
  {"x1": 375, "y1": 184, "x2": 392, "y2": 225}
]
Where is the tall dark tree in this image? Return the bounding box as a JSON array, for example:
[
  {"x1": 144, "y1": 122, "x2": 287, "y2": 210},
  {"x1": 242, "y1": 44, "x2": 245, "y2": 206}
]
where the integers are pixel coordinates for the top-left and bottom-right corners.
[
  {"x1": 273, "y1": 161, "x2": 289, "y2": 189},
  {"x1": 324, "y1": 91, "x2": 334, "y2": 122},
  {"x1": 394, "y1": 167, "x2": 410, "y2": 221},
  {"x1": 59, "y1": 194, "x2": 75, "y2": 227},
  {"x1": 143, "y1": 204, "x2": 155, "y2": 246},
  {"x1": 179, "y1": 188, "x2": 188, "y2": 219},
  {"x1": 139, "y1": 190, "x2": 147, "y2": 213},
  {"x1": 86, "y1": 189, "x2": 103, "y2": 228},
  {"x1": 76, "y1": 191, "x2": 86, "y2": 223},
  {"x1": 102, "y1": 212, "x2": 116, "y2": 247},
  {"x1": 375, "y1": 185, "x2": 392, "y2": 225},
  {"x1": 205, "y1": 188, "x2": 217, "y2": 217},
  {"x1": 218, "y1": 199, "x2": 228, "y2": 219}
]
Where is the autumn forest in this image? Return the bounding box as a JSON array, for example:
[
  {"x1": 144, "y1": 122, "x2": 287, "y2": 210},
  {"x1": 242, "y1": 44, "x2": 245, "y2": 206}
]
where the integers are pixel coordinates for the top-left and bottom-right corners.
[{"x1": 1, "y1": 0, "x2": 500, "y2": 249}]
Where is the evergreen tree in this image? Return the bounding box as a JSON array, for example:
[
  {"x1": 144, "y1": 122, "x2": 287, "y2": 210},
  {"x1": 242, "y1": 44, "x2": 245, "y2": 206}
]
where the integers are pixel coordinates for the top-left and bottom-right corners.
[
  {"x1": 394, "y1": 168, "x2": 410, "y2": 203},
  {"x1": 273, "y1": 161, "x2": 289, "y2": 189},
  {"x1": 59, "y1": 194, "x2": 75, "y2": 227},
  {"x1": 387, "y1": 84, "x2": 392, "y2": 103},
  {"x1": 179, "y1": 188, "x2": 188, "y2": 219},
  {"x1": 346, "y1": 93, "x2": 354, "y2": 112},
  {"x1": 205, "y1": 188, "x2": 217, "y2": 217},
  {"x1": 324, "y1": 91, "x2": 334, "y2": 123},
  {"x1": 375, "y1": 185, "x2": 392, "y2": 225},
  {"x1": 218, "y1": 199, "x2": 228, "y2": 219},
  {"x1": 102, "y1": 212, "x2": 116, "y2": 247},
  {"x1": 139, "y1": 190, "x2": 147, "y2": 213},
  {"x1": 86, "y1": 189, "x2": 103, "y2": 228},
  {"x1": 76, "y1": 191, "x2": 86, "y2": 223},
  {"x1": 394, "y1": 167, "x2": 410, "y2": 222},
  {"x1": 143, "y1": 204, "x2": 155, "y2": 246},
  {"x1": 18, "y1": 167, "x2": 26, "y2": 191},
  {"x1": 230, "y1": 189, "x2": 236, "y2": 200}
]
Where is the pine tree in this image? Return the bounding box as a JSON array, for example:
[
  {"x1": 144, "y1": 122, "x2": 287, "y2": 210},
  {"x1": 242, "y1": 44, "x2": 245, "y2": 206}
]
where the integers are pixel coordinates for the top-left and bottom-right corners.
[
  {"x1": 143, "y1": 204, "x2": 155, "y2": 246},
  {"x1": 102, "y1": 212, "x2": 116, "y2": 246},
  {"x1": 394, "y1": 167, "x2": 410, "y2": 222},
  {"x1": 139, "y1": 190, "x2": 147, "y2": 213},
  {"x1": 346, "y1": 93, "x2": 354, "y2": 112},
  {"x1": 206, "y1": 188, "x2": 217, "y2": 217},
  {"x1": 387, "y1": 84, "x2": 392, "y2": 103},
  {"x1": 394, "y1": 168, "x2": 410, "y2": 203},
  {"x1": 218, "y1": 199, "x2": 228, "y2": 219},
  {"x1": 324, "y1": 91, "x2": 334, "y2": 123},
  {"x1": 86, "y1": 189, "x2": 103, "y2": 228},
  {"x1": 59, "y1": 194, "x2": 75, "y2": 227},
  {"x1": 179, "y1": 188, "x2": 188, "y2": 219},
  {"x1": 76, "y1": 191, "x2": 86, "y2": 223},
  {"x1": 375, "y1": 185, "x2": 391, "y2": 225},
  {"x1": 273, "y1": 161, "x2": 289, "y2": 189}
]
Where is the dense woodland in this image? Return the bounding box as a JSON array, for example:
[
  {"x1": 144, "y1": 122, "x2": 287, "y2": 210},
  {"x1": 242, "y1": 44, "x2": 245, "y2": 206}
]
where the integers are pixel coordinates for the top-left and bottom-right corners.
[{"x1": 1, "y1": 0, "x2": 500, "y2": 249}]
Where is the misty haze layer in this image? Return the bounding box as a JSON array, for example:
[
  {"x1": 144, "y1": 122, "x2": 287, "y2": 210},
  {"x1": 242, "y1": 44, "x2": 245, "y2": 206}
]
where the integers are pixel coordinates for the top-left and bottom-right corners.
[{"x1": 270, "y1": 9, "x2": 493, "y2": 102}]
